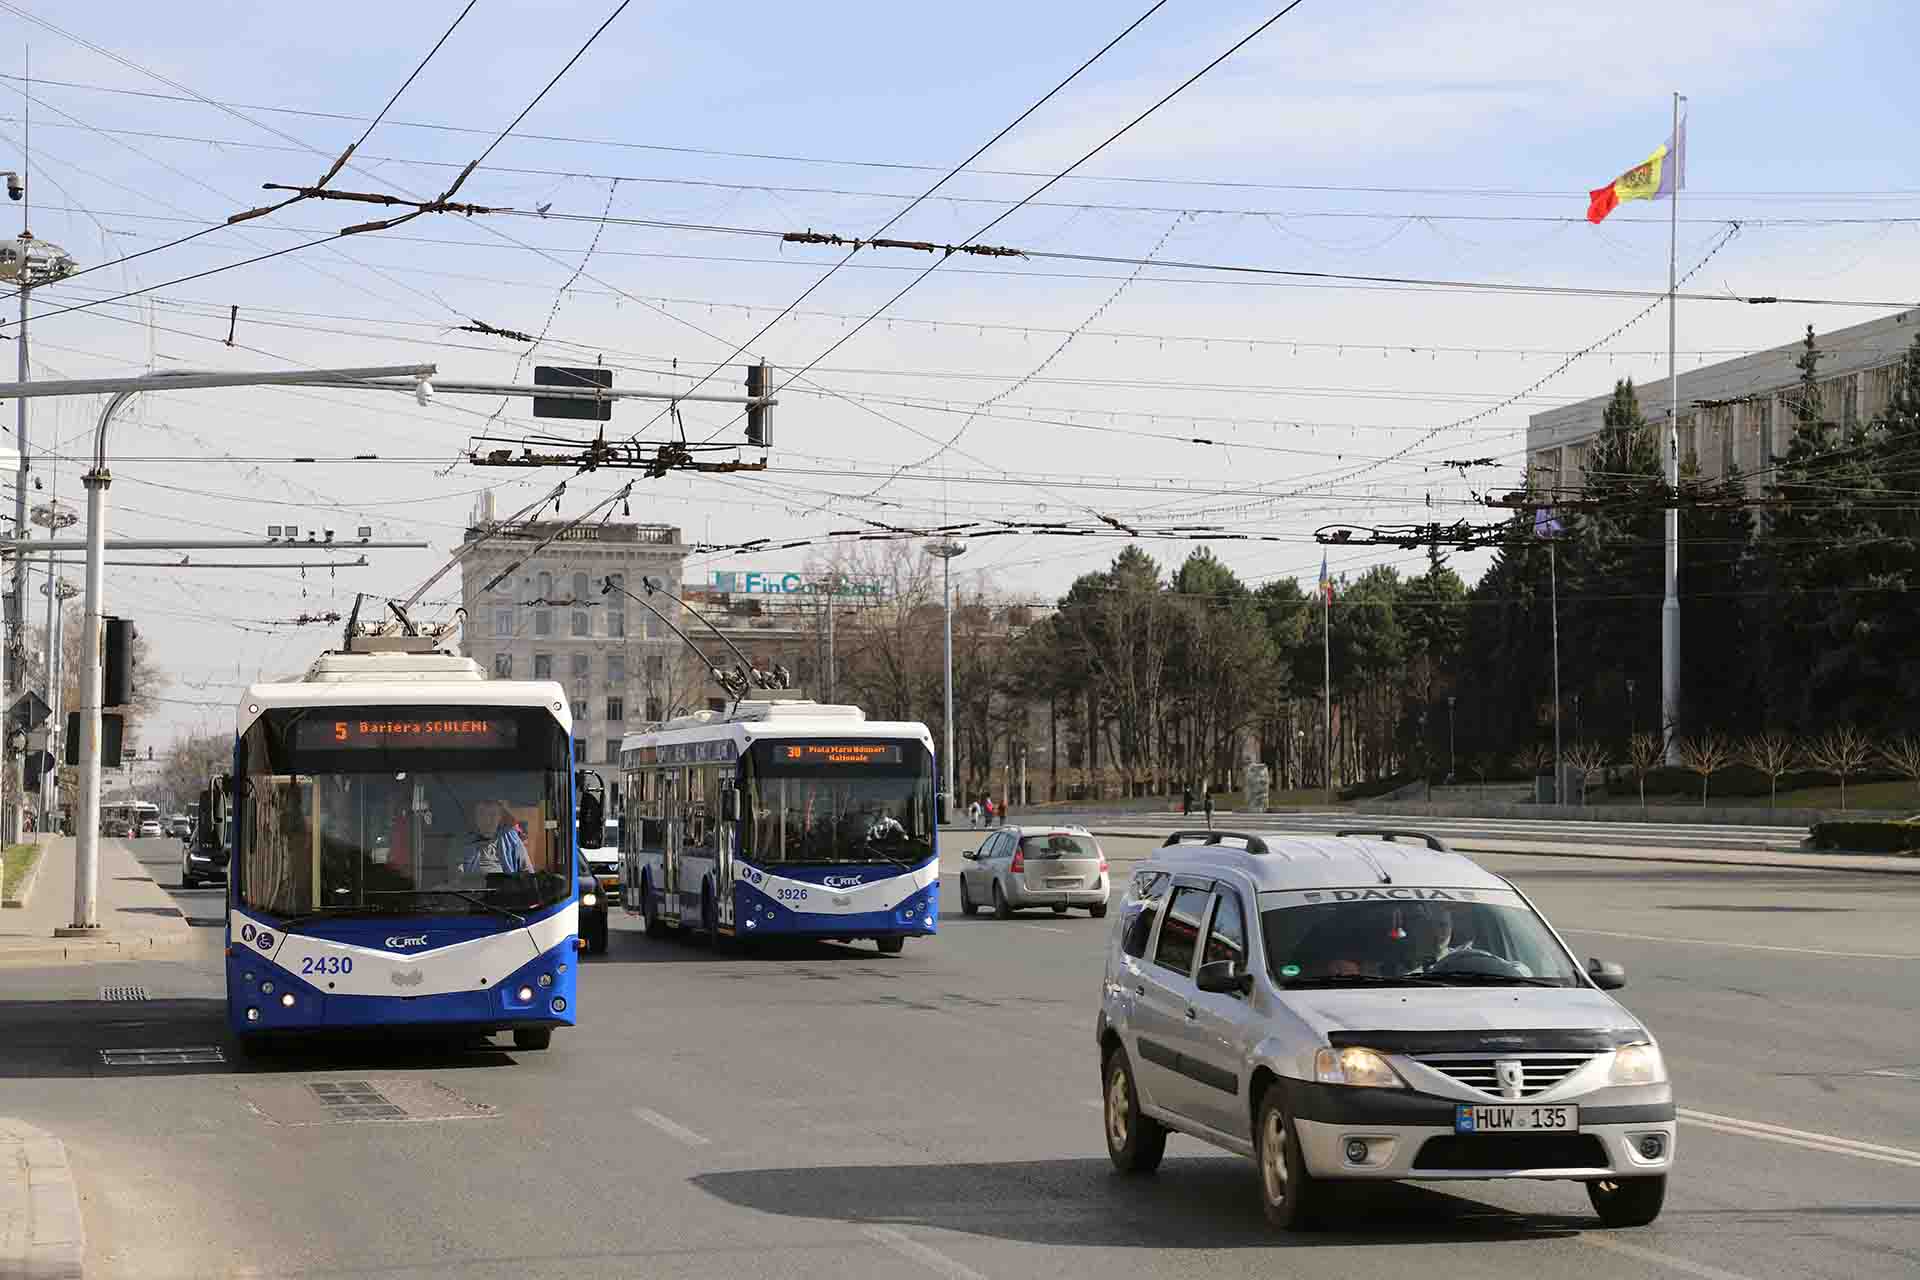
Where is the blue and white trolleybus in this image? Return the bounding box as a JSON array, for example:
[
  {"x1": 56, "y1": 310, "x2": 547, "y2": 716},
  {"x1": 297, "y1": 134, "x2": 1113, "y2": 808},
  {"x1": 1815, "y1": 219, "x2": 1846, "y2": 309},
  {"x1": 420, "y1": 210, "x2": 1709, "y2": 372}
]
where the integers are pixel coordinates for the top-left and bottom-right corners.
[
  {"x1": 619, "y1": 697, "x2": 938, "y2": 953},
  {"x1": 226, "y1": 639, "x2": 584, "y2": 1051}
]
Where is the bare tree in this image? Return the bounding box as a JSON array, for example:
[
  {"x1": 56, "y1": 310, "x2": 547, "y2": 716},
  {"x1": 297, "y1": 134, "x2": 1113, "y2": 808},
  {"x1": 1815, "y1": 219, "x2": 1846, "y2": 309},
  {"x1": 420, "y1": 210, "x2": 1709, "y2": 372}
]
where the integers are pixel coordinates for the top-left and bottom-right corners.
[
  {"x1": 1467, "y1": 752, "x2": 1494, "y2": 797},
  {"x1": 1881, "y1": 733, "x2": 1920, "y2": 804},
  {"x1": 1806, "y1": 725, "x2": 1874, "y2": 811},
  {"x1": 1741, "y1": 731, "x2": 1800, "y2": 813},
  {"x1": 1563, "y1": 742, "x2": 1611, "y2": 807},
  {"x1": 1625, "y1": 731, "x2": 1666, "y2": 816},
  {"x1": 1514, "y1": 741, "x2": 1554, "y2": 778},
  {"x1": 1675, "y1": 733, "x2": 1736, "y2": 808}
]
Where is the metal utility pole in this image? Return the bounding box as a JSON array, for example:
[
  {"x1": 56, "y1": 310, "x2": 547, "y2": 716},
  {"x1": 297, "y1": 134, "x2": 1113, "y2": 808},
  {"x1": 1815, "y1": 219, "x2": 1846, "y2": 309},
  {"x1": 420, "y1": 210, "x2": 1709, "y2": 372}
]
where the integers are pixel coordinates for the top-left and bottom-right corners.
[
  {"x1": 1551, "y1": 542, "x2": 1563, "y2": 802},
  {"x1": 0, "y1": 363, "x2": 435, "y2": 936},
  {"x1": 926, "y1": 540, "x2": 966, "y2": 818}
]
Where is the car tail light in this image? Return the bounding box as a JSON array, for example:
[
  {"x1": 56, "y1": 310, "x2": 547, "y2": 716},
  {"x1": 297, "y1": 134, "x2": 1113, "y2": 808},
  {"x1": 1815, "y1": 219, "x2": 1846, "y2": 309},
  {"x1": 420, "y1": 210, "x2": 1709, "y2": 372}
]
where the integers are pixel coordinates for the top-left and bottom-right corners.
[
  {"x1": 1098, "y1": 851, "x2": 1109, "y2": 873},
  {"x1": 1009, "y1": 847, "x2": 1024, "y2": 873}
]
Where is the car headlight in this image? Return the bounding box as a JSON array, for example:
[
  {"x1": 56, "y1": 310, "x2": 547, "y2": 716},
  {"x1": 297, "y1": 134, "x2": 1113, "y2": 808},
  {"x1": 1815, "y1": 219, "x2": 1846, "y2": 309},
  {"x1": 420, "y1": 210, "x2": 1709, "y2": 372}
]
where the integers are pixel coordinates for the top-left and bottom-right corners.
[
  {"x1": 1314, "y1": 1046, "x2": 1403, "y2": 1088},
  {"x1": 1610, "y1": 1042, "x2": 1667, "y2": 1085}
]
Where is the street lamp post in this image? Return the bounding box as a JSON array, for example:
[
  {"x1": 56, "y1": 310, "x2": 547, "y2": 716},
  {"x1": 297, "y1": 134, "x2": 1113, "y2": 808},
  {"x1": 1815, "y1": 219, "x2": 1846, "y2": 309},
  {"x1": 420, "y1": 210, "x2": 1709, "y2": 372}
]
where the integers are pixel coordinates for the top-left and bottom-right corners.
[
  {"x1": 1626, "y1": 678, "x2": 1637, "y2": 743},
  {"x1": 1447, "y1": 695, "x2": 1457, "y2": 783},
  {"x1": 925, "y1": 540, "x2": 966, "y2": 820}
]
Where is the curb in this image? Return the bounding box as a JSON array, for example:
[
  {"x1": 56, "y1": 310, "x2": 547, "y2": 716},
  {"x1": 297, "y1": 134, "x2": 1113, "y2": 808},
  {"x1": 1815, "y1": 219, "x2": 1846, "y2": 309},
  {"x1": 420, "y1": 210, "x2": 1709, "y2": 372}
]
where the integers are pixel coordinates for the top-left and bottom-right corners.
[
  {"x1": 0, "y1": 1118, "x2": 85, "y2": 1278},
  {"x1": 0, "y1": 930, "x2": 192, "y2": 970},
  {"x1": 1, "y1": 844, "x2": 47, "y2": 910},
  {"x1": 1082, "y1": 830, "x2": 1920, "y2": 876}
]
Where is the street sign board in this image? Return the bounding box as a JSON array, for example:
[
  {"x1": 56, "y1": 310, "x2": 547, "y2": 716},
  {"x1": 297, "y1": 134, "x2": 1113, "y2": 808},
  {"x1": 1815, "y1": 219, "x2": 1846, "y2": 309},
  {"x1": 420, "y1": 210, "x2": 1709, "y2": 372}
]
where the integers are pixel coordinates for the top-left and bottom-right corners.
[
  {"x1": 7, "y1": 689, "x2": 50, "y2": 731},
  {"x1": 533, "y1": 366, "x2": 612, "y2": 421}
]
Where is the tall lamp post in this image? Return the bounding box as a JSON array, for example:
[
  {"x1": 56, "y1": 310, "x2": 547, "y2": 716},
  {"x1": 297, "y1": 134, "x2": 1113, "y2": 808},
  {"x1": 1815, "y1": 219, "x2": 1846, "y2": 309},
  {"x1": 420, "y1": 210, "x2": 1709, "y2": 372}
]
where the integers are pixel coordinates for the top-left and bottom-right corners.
[
  {"x1": 0, "y1": 224, "x2": 77, "y2": 842},
  {"x1": 925, "y1": 539, "x2": 966, "y2": 820}
]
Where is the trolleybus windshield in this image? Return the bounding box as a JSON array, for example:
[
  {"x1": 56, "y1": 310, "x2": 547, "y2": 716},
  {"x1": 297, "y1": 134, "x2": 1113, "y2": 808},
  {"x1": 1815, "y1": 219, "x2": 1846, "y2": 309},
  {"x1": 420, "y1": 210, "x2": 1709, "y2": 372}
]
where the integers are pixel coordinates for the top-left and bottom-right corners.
[
  {"x1": 236, "y1": 705, "x2": 574, "y2": 918},
  {"x1": 740, "y1": 738, "x2": 934, "y2": 865}
]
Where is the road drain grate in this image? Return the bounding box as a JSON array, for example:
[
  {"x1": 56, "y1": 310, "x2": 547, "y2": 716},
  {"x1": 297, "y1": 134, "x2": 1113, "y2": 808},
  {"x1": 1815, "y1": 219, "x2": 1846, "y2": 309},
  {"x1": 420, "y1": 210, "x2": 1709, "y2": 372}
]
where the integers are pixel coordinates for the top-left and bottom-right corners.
[
  {"x1": 99, "y1": 986, "x2": 150, "y2": 1002},
  {"x1": 308, "y1": 1080, "x2": 408, "y2": 1120},
  {"x1": 99, "y1": 1046, "x2": 225, "y2": 1066}
]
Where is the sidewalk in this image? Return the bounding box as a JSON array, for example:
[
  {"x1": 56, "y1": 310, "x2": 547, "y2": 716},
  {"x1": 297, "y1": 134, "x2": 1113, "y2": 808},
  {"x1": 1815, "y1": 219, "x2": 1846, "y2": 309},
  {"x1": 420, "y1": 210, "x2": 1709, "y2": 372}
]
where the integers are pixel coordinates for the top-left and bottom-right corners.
[
  {"x1": 0, "y1": 836, "x2": 194, "y2": 967},
  {"x1": 0, "y1": 1117, "x2": 83, "y2": 1279},
  {"x1": 1070, "y1": 827, "x2": 1920, "y2": 876}
]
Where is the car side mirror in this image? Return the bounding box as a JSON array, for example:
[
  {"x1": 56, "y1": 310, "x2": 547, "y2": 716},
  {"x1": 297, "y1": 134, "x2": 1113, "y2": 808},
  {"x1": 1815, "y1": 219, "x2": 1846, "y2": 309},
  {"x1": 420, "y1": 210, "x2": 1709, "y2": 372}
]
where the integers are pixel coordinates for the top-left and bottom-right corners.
[
  {"x1": 1196, "y1": 959, "x2": 1253, "y2": 996},
  {"x1": 1587, "y1": 958, "x2": 1627, "y2": 990},
  {"x1": 961, "y1": 849, "x2": 977, "y2": 860}
]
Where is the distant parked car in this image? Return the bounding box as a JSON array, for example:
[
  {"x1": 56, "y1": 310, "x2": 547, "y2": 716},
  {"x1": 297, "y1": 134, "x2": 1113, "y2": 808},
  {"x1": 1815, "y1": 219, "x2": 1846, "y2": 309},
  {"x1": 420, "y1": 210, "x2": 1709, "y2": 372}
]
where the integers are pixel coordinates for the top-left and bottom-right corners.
[{"x1": 168, "y1": 814, "x2": 192, "y2": 838}]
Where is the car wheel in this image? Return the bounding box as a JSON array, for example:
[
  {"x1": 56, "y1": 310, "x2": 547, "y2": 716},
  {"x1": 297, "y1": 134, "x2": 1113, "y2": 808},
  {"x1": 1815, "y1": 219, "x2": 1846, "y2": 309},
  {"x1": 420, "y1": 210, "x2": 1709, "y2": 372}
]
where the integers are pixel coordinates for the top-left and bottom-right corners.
[
  {"x1": 1103, "y1": 1046, "x2": 1167, "y2": 1174},
  {"x1": 513, "y1": 1027, "x2": 553, "y2": 1052},
  {"x1": 181, "y1": 870, "x2": 198, "y2": 890},
  {"x1": 702, "y1": 885, "x2": 725, "y2": 950},
  {"x1": 1587, "y1": 1175, "x2": 1666, "y2": 1227},
  {"x1": 875, "y1": 936, "x2": 905, "y2": 955},
  {"x1": 1090, "y1": 902, "x2": 1108, "y2": 919},
  {"x1": 957, "y1": 876, "x2": 976, "y2": 916},
  {"x1": 1256, "y1": 1084, "x2": 1327, "y2": 1230},
  {"x1": 992, "y1": 882, "x2": 1012, "y2": 920},
  {"x1": 1052, "y1": 904, "x2": 1069, "y2": 915}
]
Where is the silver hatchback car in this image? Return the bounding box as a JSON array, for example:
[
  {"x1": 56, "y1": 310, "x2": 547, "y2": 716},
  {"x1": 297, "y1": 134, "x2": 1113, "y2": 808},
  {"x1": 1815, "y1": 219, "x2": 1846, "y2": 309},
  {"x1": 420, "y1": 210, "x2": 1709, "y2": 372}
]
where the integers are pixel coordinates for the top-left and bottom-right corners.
[
  {"x1": 1096, "y1": 829, "x2": 1675, "y2": 1231},
  {"x1": 956, "y1": 825, "x2": 1109, "y2": 918}
]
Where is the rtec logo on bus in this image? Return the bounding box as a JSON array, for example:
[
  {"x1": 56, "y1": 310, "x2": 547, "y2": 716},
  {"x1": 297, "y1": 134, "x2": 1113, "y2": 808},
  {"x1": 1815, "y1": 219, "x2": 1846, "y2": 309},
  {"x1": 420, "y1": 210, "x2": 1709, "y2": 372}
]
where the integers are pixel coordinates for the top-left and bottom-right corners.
[
  {"x1": 823, "y1": 875, "x2": 864, "y2": 888},
  {"x1": 385, "y1": 934, "x2": 430, "y2": 949}
]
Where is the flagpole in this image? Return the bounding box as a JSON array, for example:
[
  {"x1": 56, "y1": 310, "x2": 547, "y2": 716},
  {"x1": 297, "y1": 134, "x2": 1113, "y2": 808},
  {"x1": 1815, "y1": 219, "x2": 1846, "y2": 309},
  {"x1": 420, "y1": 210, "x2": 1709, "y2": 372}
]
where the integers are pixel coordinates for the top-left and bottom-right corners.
[
  {"x1": 1322, "y1": 585, "x2": 1332, "y2": 804},
  {"x1": 1661, "y1": 89, "x2": 1683, "y2": 763}
]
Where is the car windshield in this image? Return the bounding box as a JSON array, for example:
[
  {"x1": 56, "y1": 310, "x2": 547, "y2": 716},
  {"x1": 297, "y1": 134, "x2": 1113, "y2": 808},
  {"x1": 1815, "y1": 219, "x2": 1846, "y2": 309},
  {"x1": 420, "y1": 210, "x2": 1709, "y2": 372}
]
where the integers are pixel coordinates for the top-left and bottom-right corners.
[
  {"x1": 236, "y1": 705, "x2": 575, "y2": 918},
  {"x1": 1258, "y1": 887, "x2": 1584, "y2": 987},
  {"x1": 741, "y1": 738, "x2": 935, "y2": 865}
]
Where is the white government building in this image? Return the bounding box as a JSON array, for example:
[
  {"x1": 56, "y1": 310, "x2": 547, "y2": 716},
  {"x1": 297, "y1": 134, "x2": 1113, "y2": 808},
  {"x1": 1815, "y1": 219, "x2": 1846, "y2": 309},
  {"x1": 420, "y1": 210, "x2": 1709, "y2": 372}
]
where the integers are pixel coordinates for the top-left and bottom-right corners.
[{"x1": 1528, "y1": 308, "x2": 1918, "y2": 495}]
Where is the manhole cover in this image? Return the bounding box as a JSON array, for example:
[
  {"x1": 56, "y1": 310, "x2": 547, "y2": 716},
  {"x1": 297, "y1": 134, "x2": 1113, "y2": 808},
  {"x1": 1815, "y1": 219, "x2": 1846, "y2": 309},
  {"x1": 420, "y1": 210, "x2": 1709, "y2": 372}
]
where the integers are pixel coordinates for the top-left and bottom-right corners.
[
  {"x1": 238, "y1": 1077, "x2": 496, "y2": 1126},
  {"x1": 308, "y1": 1080, "x2": 408, "y2": 1120},
  {"x1": 100, "y1": 985, "x2": 150, "y2": 1002},
  {"x1": 100, "y1": 1046, "x2": 225, "y2": 1066}
]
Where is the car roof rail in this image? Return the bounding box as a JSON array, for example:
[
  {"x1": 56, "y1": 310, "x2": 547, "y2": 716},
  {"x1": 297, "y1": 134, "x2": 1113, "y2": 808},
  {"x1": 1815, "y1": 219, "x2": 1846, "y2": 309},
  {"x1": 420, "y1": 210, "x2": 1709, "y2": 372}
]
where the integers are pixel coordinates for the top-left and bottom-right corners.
[
  {"x1": 1333, "y1": 828, "x2": 1452, "y2": 852},
  {"x1": 1161, "y1": 829, "x2": 1270, "y2": 855}
]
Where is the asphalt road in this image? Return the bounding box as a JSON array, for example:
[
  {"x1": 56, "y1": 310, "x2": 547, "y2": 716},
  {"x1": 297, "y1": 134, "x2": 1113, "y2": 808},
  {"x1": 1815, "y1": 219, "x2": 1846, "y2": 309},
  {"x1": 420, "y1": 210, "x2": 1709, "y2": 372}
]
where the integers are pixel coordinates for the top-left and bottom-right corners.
[
  {"x1": 0, "y1": 836, "x2": 1914, "y2": 1279},
  {"x1": 1009, "y1": 810, "x2": 1814, "y2": 852}
]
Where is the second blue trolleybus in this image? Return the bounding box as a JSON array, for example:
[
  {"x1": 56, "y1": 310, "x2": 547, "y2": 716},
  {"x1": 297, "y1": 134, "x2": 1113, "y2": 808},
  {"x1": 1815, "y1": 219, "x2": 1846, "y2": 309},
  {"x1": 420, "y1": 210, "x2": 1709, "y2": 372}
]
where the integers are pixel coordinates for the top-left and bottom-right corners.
[{"x1": 619, "y1": 698, "x2": 939, "y2": 953}]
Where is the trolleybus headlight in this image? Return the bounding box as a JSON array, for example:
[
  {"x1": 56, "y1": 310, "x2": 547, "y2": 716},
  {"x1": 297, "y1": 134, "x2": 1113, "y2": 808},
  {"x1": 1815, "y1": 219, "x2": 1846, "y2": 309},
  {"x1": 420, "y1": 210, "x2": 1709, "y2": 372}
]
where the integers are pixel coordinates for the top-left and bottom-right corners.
[
  {"x1": 260, "y1": 981, "x2": 274, "y2": 995},
  {"x1": 537, "y1": 973, "x2": 552, "y2": 988},
  {"x1": 279, "y1": 993, "x2": 295, "y2": 1008},
  {"x1": 517, "y1": 986, "x2": 535, "y2": 1003},
  {"x1": 582, "y1": 893, "x2": 598, "y2": 907},
  {"x1": 550, "y1": 997, "x2": 567, "y2": 1013},
  {"x1": 246, "y1": 1007, "x2": 260, "y2": 1022}
]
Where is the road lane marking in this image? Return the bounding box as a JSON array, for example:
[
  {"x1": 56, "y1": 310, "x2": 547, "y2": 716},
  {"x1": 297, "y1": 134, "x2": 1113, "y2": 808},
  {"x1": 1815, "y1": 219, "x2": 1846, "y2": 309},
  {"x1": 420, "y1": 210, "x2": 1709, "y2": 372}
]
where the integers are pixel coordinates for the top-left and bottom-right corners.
[
  {"x1": 1677, "y1": 1108, "x2": 1920, "y2": 1168},
  {"x1": 632, "y1": 1107, "x2": 709, "y2": 1146},
  {"x1": 1029, "y1": 926, "x2": 1070, "y2": 934},
  {"x1": 1559, "y1": 927, "x2": 1916, "y2": 961},
  {"x1": 861, "y1": 1225, "x2": 989, "y2": 1280},
  {"x1": 1581, "y1": 1234, "x2": 1757, "y2": 1280}
]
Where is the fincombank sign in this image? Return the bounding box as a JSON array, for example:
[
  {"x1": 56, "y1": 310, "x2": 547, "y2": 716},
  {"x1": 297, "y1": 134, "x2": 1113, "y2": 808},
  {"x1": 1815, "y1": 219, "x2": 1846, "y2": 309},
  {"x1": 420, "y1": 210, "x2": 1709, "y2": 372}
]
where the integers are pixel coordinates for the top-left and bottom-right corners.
[{"x1": 711, "y1": 571, "x2": 885, "y2": 598}]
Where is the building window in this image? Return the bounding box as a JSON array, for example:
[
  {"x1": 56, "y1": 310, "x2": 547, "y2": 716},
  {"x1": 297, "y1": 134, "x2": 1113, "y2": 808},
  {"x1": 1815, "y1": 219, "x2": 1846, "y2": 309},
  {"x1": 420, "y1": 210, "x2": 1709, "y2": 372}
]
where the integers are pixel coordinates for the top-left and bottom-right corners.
[
  {"x1": 645, "y1": 697, "x2": 662, "y2": 722},
  {"x1": 607, "y1": 697, "x2": 624, "y2": 722},
  {"x1": 492, "y1": 608, "x2": 513, "y2": 637},
  {"x1": 572, "y1": 610, "x2": 591, "y2": 637},
  {"x1": 537, "y1": 571, "x2": 554, "y2": 599},
  {"x1": 607, "y1": 655, "x2": 626, "y2": 687},
  {"x1": 608, "y1": 608, "x2": 625, "y2": 638},
  {"x1": 534, "y1": 610, "x2": 552, "y2": 637},
  {"x1": 572, "y1": 654, "x2": 590, "y2": 679},
  {"x1": 573, "y1": 572, "x2": 590, "y2": 601},
  {"x1": 491, "y1": 652, "x2": 513, "y2": 678},
  {"x1": 574, "y1": 737, "x2": 587, "y2": 763},
  {"x1": 645, "y1": 655, "x2": 664, "y2": 680},
  {"x1": 604, "y1": 741, "x2": 621, "y2": 764},
  {"x1": 646, "y1": 613, "x2": 663, "y2": 639},
  {"x1": 573, "y1": 701, "x2": 590, "y2": 723},
  {"x1": 533, "y1": 653, "x2": 553, "y2": 680}
]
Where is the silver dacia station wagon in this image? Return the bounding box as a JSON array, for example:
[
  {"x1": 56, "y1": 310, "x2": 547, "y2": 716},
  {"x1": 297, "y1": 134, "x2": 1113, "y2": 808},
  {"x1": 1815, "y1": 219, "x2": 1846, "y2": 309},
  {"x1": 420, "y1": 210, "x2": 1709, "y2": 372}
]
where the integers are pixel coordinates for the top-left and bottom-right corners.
[{"x1": 1096, "y1": 829, "x2": 1674, "y2": 1230}]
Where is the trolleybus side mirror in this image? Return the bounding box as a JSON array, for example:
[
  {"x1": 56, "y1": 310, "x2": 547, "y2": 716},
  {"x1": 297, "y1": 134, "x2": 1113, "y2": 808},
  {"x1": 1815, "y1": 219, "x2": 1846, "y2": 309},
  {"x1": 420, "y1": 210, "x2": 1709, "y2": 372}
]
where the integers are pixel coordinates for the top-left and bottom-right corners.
[{"x1": 719, "y1": 788, "x2": 740, "y2": 823}]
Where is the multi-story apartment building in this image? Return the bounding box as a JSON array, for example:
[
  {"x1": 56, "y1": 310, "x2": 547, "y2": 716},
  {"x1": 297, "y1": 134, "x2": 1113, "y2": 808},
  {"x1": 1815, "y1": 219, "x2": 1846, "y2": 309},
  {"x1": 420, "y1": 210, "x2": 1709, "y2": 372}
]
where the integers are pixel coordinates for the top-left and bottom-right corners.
[
  {"x1": 457, "y1": 494, "x2": 690, "y2": 768},
  {"x1": 1528, "y1": 309, "x2": 1918, "y2": 494}
]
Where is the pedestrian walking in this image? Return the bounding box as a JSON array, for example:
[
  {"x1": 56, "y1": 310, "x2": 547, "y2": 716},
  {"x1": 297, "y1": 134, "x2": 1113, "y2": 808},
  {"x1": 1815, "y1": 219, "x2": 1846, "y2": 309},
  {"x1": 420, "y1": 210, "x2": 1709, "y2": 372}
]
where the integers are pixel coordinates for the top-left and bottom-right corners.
[
  {"x1": 1203, "y1": 791, "x2": 1214, "y2": 829},
  {"x1": 984, "y1": 796, "x2": 997, "y2": 827},
  {"x1": 1181, "y1": 785, "x2": 1193, "y2": 816}
]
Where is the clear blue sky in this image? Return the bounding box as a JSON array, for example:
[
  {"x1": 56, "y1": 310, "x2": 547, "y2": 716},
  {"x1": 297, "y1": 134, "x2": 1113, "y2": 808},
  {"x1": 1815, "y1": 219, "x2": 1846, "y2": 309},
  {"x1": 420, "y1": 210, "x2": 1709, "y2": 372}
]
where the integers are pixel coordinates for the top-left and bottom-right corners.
[{"x1": 4, "y1": 0, "x2": 1917, "y2": 747}]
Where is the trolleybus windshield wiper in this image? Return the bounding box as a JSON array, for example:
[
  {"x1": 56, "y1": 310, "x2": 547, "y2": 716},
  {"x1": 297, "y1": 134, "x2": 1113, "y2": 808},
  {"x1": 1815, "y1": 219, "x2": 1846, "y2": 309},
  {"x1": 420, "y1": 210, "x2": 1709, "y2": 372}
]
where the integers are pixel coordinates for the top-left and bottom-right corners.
[{"x1": 412, "y1": 889, "x2": 528, "y2": 924}]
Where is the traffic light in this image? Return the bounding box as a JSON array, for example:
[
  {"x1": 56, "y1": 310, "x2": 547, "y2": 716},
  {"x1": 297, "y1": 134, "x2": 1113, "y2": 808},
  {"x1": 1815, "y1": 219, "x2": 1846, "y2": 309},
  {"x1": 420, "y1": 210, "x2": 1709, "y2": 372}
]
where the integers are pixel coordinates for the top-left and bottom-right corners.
[
  {"x1": 65, "y1": 711, "x2": 124, "y2": 767},
  {"x1": 745, "y1": 360, "x2": 773, "y2": 449},
  {"x1": 103, "y1": 617, "x2": 135, "y2": 706}
]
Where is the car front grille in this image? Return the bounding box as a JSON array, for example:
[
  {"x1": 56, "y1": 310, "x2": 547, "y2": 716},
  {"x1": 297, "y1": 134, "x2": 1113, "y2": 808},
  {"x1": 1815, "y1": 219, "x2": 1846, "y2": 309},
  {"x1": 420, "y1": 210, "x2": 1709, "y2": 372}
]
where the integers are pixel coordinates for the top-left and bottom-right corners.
[
  {"x1": 1412, "y1": 1053, "x2": 1596, "y2": 1098},
  {"x1": 1413, "y1": 1133, "x2": 1609, "y2": 1171}
]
